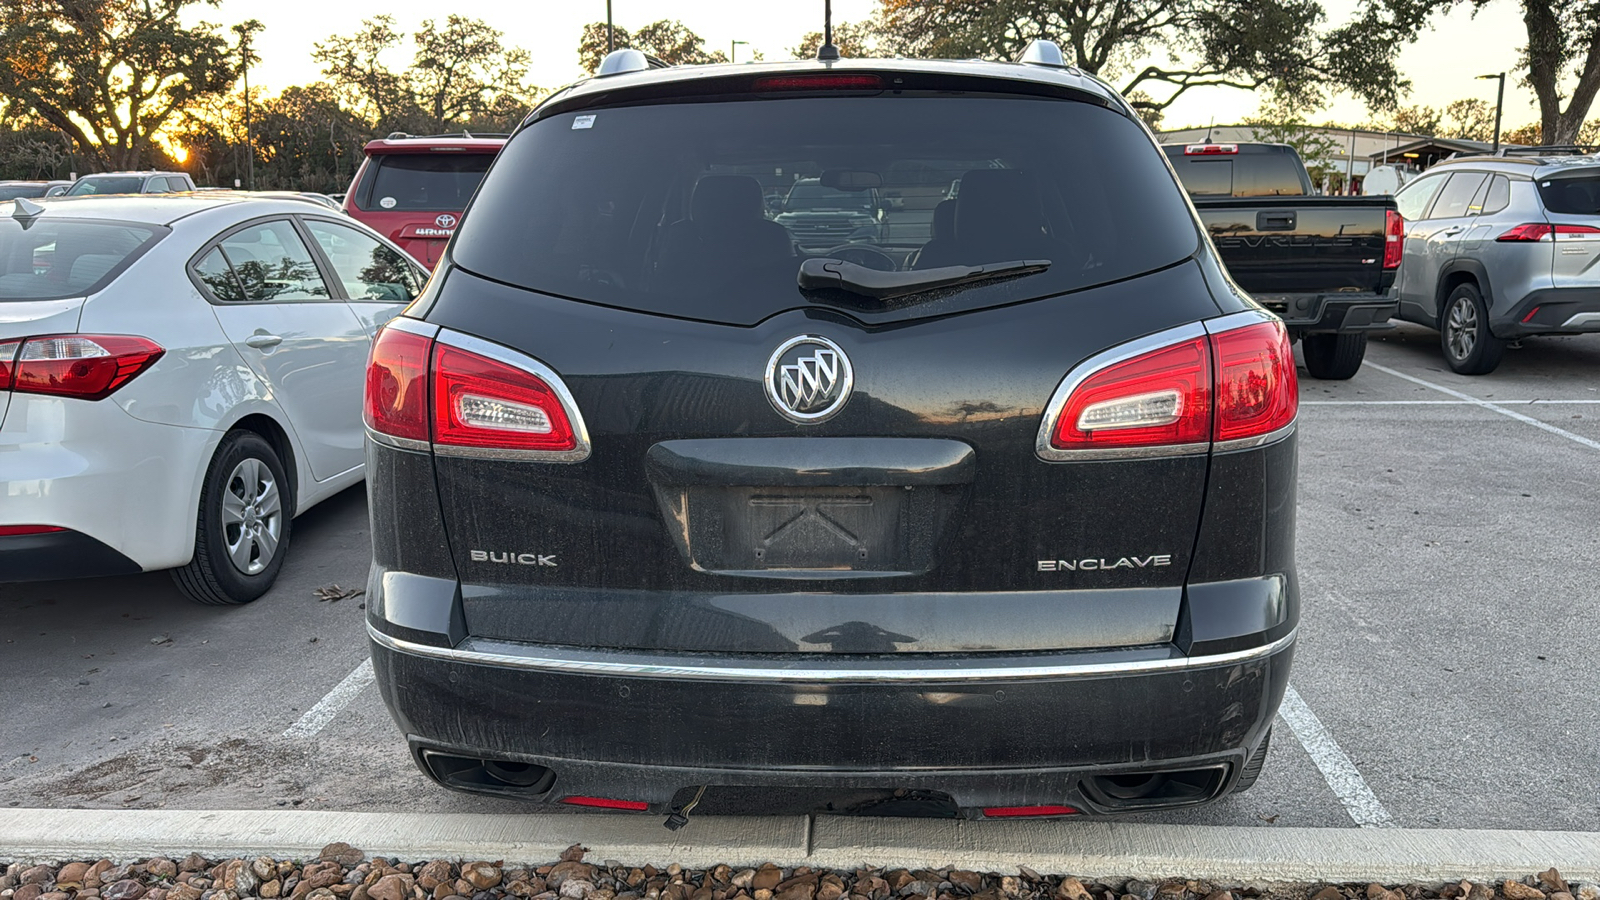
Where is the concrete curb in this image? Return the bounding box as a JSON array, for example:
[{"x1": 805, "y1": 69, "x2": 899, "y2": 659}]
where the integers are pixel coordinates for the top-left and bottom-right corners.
[{"x1": 3, "y1": 810, "x2": 1598, "y2": 884}]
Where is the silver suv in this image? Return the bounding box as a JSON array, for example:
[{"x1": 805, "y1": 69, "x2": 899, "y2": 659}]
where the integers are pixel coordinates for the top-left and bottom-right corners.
[{"x1": 1392, "y1": 151, "x2": 1600, "y2": 374}]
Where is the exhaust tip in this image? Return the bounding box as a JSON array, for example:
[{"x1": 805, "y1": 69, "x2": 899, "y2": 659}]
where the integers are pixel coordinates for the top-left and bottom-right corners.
[
  {"x1": 418, "y1": 749, "x2": 556, "y2": 797},
  {"x1": 1080, "y1": 764, "x2": 1228, "y2": 811}
]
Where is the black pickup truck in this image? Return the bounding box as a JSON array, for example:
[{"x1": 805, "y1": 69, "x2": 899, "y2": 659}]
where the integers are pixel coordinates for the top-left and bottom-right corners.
[{"x1": 1162, "y1": 142, "x2": 1402, "y2": 379}]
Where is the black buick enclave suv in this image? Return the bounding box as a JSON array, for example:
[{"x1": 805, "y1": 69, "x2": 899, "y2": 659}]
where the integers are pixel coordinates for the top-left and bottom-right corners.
[{"x1": 363, "y1": 42, "x2": 1300, "y2": 819}]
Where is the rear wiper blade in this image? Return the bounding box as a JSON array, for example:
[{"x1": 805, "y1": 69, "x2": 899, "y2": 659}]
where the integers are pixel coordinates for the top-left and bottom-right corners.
[{"x1": 797, "y1": 257, "x2": 1051, "y2": 301}]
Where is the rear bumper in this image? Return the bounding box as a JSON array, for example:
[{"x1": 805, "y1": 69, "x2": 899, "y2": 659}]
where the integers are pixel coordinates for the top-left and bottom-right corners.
[
  {"x1": 1495, "y1": 288, "x2": 1600, "y2": 338},
  {"x1": 1255, "y1": 291, "x2": 1398, "y2": 334},
  {"x1": 0, "y1": 528, "x2": 142, "y2": 582},
  {"x1": 369, "y1": 620, "x2": 1293, "y2": 814}
]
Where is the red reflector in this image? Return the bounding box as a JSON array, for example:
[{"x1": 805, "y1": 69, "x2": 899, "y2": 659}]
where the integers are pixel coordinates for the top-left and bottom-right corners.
[
  {"x1": 982, "y1": 805, "x2": 1081, "y2": 818},
  {"x1": 0, "y1": 339, "x2": 18, "y2": 390},
  {"x1": 561, "y1": 796, "x2": 649, "y2": 811},
  {"x1": 10, "y1": 334, "x2": 164, "y2": 401},
  {"x1": 1051, "y1": 337, "x2": 1212, "y2": 452},
  {"x1": 1383, "y1": 210, "x2": 1404, "y2": 269},
  {"x1": 753, "y1": 74, "x2": 883, "y2": 92},
  {"x1": 1184, "y1": 143, "x2": 1238, "y2": 155},
  {"x1": 364, "y1": 325, "x2": 434, "y2": 443},
  {"x1": 431, "y1": 344, "x2": 578, "y2": 453},
  {"x1": 1522, "y1": 306, "x2": 1542, "y2": 323},
  {"x1": 1212, "y1": 320, "x2": 1298, "y2": 443},
  {"x1": 0, "y1": 524, "x2": 67, "y2": 536}
]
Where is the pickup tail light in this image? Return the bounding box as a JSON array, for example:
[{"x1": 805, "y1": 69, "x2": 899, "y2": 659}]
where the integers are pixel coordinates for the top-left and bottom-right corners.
[
  {"x1": 1184, "y1": 143, "x2": 1238, "y2": 155},
  {"x1": 1383, "y1": 210, "x2": 1404, "y2": 268},
  {"x1": 1042, "y1": 317, "x2": 1297, "y2": 458},
  {"x1": 1496, "y1": 223, "x2": 1600, "y2": 242},
  {"x1": 1, "y1": 334, "x2": 164, "y2": 400},
  {"x1": 364, "y1": 322, "x2": 589, "y2": 461}
]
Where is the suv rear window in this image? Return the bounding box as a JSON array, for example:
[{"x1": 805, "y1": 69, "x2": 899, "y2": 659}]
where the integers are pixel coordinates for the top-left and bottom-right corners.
[
  {"x1": 0, "y1": 217, "x2": 165, "y2": 301},
  {"x1": 1538, "y1": 172, "x2": 1600, "y2": 215},
  {"x1": 360, "y1": 154, "x2": 495, "y2": 212},
  {"x1": 450, "y1": 96, "x2": 1200, "y2": 323}
]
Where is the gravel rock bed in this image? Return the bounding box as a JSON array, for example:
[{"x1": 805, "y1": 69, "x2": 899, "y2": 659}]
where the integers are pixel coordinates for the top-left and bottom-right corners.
[{"x1": 3, "y1": 846, "x2": 1596, "y2": 900}]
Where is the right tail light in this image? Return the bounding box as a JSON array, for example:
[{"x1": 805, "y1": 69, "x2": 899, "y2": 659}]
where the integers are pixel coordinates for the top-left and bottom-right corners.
[
  {"x1": 0, "y1": 334, "x2": 164, "y2": 400},
  {"x1": 364, "y1": 321, "x2": 590, "y2": 462},
  {"x1": 1039, "y1": 314, "x2": 1297, "y2": 460},
  {"x1": 1496, "y1": 223, "x2": 1600, "y2": 242}
]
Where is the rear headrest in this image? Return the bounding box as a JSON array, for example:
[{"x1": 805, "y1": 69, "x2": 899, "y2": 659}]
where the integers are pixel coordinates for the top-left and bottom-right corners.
[
  {"x1": 691, "y1": 175, "x2": 764, "y2": 225},
  {"x1": 930, "y1": 199, "x2": 956, "y2": 240},
  {"x1": 955, "y1": 169, "x2": 1045, "y2": 239}
]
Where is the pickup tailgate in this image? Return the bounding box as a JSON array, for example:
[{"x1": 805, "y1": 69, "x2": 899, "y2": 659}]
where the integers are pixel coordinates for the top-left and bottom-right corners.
[{"x1": 1193, "y1": 196, "x2": 1396, "y2": 293}]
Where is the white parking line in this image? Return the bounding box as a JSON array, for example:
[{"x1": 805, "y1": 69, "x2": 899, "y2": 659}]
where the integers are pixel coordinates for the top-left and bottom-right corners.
[
  {"x1": 281, "y1": 659, "x2": 375, "y2": 739},
  {"x1": 1278, "y1": 684, "x2": 1396, "y2": 828},
  {"x1": 1364, "y1": 361, "x2": 1600, "y2": 451}
]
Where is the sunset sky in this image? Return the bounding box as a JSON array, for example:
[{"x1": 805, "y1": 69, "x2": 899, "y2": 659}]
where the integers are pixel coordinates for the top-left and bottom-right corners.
[{"x1": 218, "y1": 0, "x2": 1548, "y2": 132}]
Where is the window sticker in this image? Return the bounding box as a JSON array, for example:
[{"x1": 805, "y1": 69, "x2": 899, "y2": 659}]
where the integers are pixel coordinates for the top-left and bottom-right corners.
[
  {"x1": 379, "y1": 196, "x2": 397, "y2": 209},
  {"x1": 573, "y1": 115, "x2": 597, "y2": 130}
]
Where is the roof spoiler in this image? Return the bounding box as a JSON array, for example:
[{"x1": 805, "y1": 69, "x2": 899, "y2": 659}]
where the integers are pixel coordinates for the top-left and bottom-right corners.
[{"x1": 1496, "y1": 144, "x2": 1599, "y2": 157}]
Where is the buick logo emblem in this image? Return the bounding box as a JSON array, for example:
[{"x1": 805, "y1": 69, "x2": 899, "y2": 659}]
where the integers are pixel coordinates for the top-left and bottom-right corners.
[
  {"x1": 434, "y1": 213, "x2": 458, "y2": 229},
  {"x1": 766, "y1": 335, "x2": 853, "y2": 423}
]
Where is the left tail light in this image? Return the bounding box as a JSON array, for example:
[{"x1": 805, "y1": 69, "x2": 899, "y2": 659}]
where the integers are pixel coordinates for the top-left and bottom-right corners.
[
  {"x1": 364, "y1": 321, "x2": 590, "y2": 462},
  {"x1": 1383, "y1": 210, "x2": 1404, "y2": 269},
  {"x1": 1, "y1": 334, "x2": 164, "y2": 400},
  {"x1": 1038, "y1": 313, "x2": 1297, "y2": 460}
]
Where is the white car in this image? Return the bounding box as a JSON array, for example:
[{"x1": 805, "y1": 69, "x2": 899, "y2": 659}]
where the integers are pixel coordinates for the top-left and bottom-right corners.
[{"x1": 0, "y1": 194, "x2": 427, "y2": 603}]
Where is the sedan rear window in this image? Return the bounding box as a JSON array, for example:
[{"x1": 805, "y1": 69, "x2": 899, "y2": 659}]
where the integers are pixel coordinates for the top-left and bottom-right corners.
[
  {"x1": 450, "y1": 96, "x2": 1200, "y2": 323},
  {"x1": 0, "y1": 216, "x2": 165, "y2": 301},
  {"x1": 360, "y1": 154, "x2": 495, "y2": 212},
  {"x1": 1538, "y1": 173, "x2": 1600, "y2": 215}
]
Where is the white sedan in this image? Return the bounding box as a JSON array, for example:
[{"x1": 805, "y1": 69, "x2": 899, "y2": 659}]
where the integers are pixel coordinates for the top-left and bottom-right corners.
[{"x1": 0, "y1": 194, "x2": 427, "y2": 604}]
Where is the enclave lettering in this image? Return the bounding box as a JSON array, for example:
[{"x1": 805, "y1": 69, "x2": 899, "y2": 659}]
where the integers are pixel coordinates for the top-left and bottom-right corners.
[{"x1": 1037, "y1": 554, "x2": 1172, "y2": 572}]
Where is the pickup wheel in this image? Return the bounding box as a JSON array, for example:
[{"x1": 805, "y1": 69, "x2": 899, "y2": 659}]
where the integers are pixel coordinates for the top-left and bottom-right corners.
[
  {"x1": 1440, "y1": 283, "x2": 1505, "y2": 375},
  {"x1": 1301, "y1": 332, "x2": 1367, "y2": 380}
]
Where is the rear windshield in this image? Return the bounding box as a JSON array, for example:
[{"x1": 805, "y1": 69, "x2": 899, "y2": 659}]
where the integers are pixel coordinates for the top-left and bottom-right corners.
[
  {"x1": 67, "y1": 176, "x2": 146, "y2": 196},
  {"x1": 0, "y1": 215, "x2": 165, "y2": 301},
  {"x1": 1538, "y1": 173, "x2": 1600, "y2": 215},
  {"x1": 450, "y1": 96, "x2": 1200, "y2": 321},
  {"x1": 360, "y1": 153, "x2": 495, "y2": 212},
  {"x1": 0, "y1": 184, "x2": 48, "y2": 201},
  {"x1": 1163, "y1": 146, "x2": 1310, "y2": 197}
]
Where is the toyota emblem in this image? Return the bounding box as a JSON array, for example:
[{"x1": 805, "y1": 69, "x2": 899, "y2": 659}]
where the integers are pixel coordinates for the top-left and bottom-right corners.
[
  {"x1": 765, "y1": 335, "x2": 853, "y2": 424},
  {"x1": 435, "y1": 213, "x2": 458, "y2": 229}
]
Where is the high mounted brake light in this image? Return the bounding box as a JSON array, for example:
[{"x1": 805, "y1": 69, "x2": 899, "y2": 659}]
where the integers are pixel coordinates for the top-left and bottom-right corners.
[
  {"x1": 753, "y1": 74, "x2": 883, "y2": 92},
  {"x1": 1184, "y1": 144, "x2": 1238, "y2": 155},
  {"x1": 364, "y1": 322, "x2": 590, "y2": 462},
  {"x1": 2, "y1": 334, "x2": 164, "y2": 400},
  {"x1": 1038, "y1": 314, "x2": 1297, "y2": 460}
]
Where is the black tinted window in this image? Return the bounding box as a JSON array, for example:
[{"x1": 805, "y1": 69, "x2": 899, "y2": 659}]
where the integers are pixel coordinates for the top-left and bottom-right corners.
[
  {"x1": 1538, "y1": 173, "x2": 1600, "y2": 215},
  {"x1": 452, "y1": 97, "x2": 1199, "y2": 322},
  {"x1": 67, "y1": 176, "x2": 146, "y2": 196},
  {"x1": 214, "y1": 221, "x2": 330, "y2": 302},
  {"x1": 1171, "y1": 159, "x2": 1234, "y2": 196},
  {"x1": 1480, "y1": 175, "x2": 1510, "y2": 215},
  {"x1": 0, "y1": 218, "x2": 164, "y2": 301},
  {"x1": 305, "y1": 219, "x2": 420, "y2": 303},
  {"x1": 363, "y1": 154, "x2": 494, "y2": 212},
  {"x1": 0, "y1": 184, "x2": 48, "y2": 200},
  {"x1": 1234, "y1": 149, "x2": 1309, "y2": 197},
  {"x1": 1428, "y1": 173, "x2": 1488, "y2": 219}
]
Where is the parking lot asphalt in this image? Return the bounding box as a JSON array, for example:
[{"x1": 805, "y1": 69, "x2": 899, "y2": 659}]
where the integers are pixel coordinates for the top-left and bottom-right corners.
[{"x1": 3, "y1": 322, "x2": 1597, "y2": 830}]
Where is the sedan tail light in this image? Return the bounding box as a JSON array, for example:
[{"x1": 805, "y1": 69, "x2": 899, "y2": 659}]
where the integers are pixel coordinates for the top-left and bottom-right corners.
[
  {"x1": 364, "y1": 322, "x2": 590, "y2": 462},
  {"x1": 1039, "y1": 315, "x2": 1297, "y2": 459},
  {"x1": 1496, "y1": 223, "x2": 1600, "y2": 242},
  {"x1": 1, "y1": 334, "x2": 164, "y2": 400},
  {"x1": 1383, "y1": 210, "x2": 1404, "y2": 269}
]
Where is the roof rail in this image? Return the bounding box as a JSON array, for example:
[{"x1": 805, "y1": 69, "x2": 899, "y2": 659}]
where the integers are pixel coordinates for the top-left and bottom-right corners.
[
  {"x1": 1016, "y1": 39, "x2": 1071, "y2": 70},
  {"x1": 383, "y1": 131, "x2": 511, "y2": 141},
  {"x1": 596, "y1": 48, "x2": 671, "y2": 78},
  {"x1": 1497, "y1": 144, "x2": 1599, "y2": 157}
]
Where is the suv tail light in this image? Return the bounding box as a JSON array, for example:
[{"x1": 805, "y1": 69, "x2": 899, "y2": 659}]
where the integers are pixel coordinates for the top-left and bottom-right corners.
[
  {"x1": 1383, "y1": 210, "x2": 1404, "y2": 268},
  {"x1": 1, "y1": 334, "x2": 164, "y2": 400},
  {"x1": 753, "y1": 74, "x2": 883, "y2": 92},
  {"x1": 1496, "y1": 223, "x2": 1600, "y2": 242},
  {"x1": 364, "y1": 322, "x2": 590, "y2": 462},
  {"x1": 1039, "y1": 315, "x2": 1297, "y2": 459}
]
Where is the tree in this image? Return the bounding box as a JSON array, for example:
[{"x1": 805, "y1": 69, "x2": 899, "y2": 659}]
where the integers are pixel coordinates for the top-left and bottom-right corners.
[
  {"x1": 871, "y1": 0, "x2": 1413, "y2": 118},
  {"x1": 1440, "y1": 98, "x2": 1495, "y2": 141},
  {"x1": 411, "y1": 16, "x2": 533, "y2": 132},
  {"x1": 1375, "y1": 0, "x2": 1600, "y2": 145},
  {"x1": 0, "y1": 0, "x2": 240, "y2": 169},
  {"x1": 577, "y1": 20, "x2": 728, "y2": 74},
  {"x1": 791, "y1": 21, "x2": 879, "y2": 59},
  {"x1": 313, "y1": 16, "x2": 414, "y2": 129},
  {"x1": 1244, "y1": 97, "x2": 1344, "y2": 183}
]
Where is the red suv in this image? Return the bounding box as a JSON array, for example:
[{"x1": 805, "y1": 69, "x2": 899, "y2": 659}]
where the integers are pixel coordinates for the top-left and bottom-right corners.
[{"x1": 343, "y1": 132, "x2": 507, "y2": 268}]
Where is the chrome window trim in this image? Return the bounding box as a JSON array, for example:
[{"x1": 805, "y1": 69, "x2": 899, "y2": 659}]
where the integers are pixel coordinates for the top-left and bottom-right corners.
[
  {"x1": 431, "y1": 328, "x2": 593, "y2": 463},
  {"x1": 1213, "y1": 419, "x2": 1297, "y2": 454},
  {"x1": 366, "y1": 426, "x2": 431, "y2": 453},
  {"x1": 368, "y1": 621, "x2": 1295, "y2": 684},
  {"x1": 380, "y1": 316, "x2": 440, "y2": 340}
]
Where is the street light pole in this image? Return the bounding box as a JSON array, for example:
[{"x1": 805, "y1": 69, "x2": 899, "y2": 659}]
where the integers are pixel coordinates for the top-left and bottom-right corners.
[
  {"x1": 731, "y1": 40, "x2": 748, "y2": 63},
  {"x1": 606, "y1": 0, "x2": 614, "y2": 53},
  {"x1": 233, "y1": 24, "x2": 256, "y2": 191},
  {"x1": 1477, "y1": 72, "x2": 1505, "y2": 153}
]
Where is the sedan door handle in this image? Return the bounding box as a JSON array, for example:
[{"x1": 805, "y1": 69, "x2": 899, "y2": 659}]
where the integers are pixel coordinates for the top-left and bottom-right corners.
[{"x1": 244, "y1": 333, "x2": 283, "y2": 349}]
